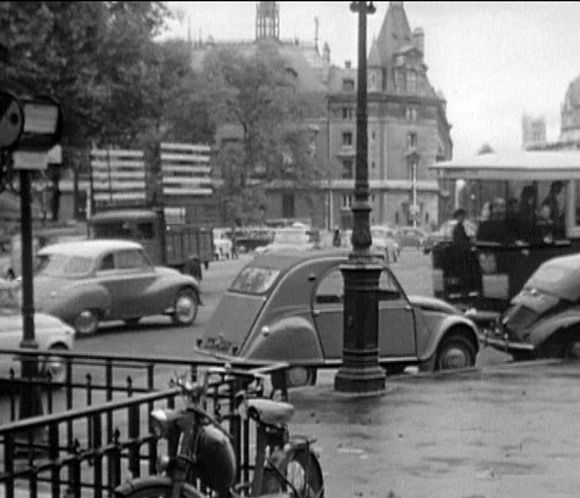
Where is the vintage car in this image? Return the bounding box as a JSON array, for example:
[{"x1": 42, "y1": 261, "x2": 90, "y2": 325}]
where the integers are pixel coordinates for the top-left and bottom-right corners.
[
  {"x1": 0, "y1": 279, "x2": 75, "y2": 383},
  {"x1": 481, "y1": 254, "x2": 580, "y2": 360},
  {"x1": 34, "y1": 239, "x2": 200, "y2": 335},
  {"x1": 255, "y1": 225, "x2": 321, "y2": 255},
  {"x1": 371, "y1": 226, "x2": 400, "y2": 263},
  {"x1": 396, "y1": 226, "x2": 428, "y2": 250},
  {"x1": 198, "y1": 250, "x2": 480, "y2": 387}
]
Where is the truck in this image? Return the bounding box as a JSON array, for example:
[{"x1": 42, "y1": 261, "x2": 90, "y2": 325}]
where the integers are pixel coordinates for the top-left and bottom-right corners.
[{"x1": 87, "y1": 209, "x2": 213, "y2": 280}]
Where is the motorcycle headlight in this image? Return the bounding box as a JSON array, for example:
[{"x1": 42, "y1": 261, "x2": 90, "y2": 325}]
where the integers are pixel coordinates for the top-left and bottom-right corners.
[{"x1": 150, "y1": 409, "x2": 171, "y2": 438}]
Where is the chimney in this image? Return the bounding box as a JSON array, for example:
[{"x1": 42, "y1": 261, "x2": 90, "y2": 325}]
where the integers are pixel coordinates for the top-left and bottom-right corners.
[
  {"x1": 323, "y1": 42, "x2": 331, "y2": 63},
  {"x1": 413, "y1": 27, "x2": 424, "y2": 54},
  {"x1": 345, "y1": 60, "x2": 352, "y2": 69}
]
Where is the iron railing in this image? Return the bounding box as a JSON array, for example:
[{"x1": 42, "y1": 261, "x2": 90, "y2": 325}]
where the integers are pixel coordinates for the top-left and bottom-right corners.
[{"x1": 0, "y1": 348, "x2": 288, "y2": 498}]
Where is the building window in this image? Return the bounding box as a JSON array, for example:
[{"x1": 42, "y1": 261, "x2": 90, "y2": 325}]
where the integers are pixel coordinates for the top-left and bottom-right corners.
[
  {"x1": 371, "y1": 130, "x2": 376, "y2": 140},
  {"x1": 408, "y1": 71, "x2": 417, "y2": 94},
  {"x1": 408, "y1": 132, "x2": 417, "y2": 148},
  {"x1": 282, "y1": 193, "x2": 295, "y2": 218},
  {"x1": 342, "y1": 107, "x2": 352, "y2": 120},
  {"x1": 370, "y1": 73, "x2": 377, "y2": 88},
  {"x1": 342, "y1": 132, "x2": 353, "y2": 146},
  {"x1": 342, "y1": 160, "x2": 353, "y2": 179},
  {"x1": 406, "y1": 106, "x2": 418, "y2": 121},
  {"x1": 342, "y1": 79, "x2": 355, "y2": 92},
  {"x1": 371, "y1": 194, "x2": 376, "y2": 203},
  {"x1": 371, "y1": 161, "x2": 376, "y2": 169},
  {"x1": 395, "y1": 70, "x2": 405, "y2": 93},
  {"x1": 407, "y1": 158, "x2": 419, "y2": 181},
  {"x1": 342, "y1": 194, "x2": 352, "y2": 208}
]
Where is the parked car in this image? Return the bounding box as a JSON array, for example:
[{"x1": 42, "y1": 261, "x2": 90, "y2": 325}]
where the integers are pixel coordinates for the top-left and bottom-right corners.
[
  {"x1": 371, "y1": 226, "x2": 401, "y2": 263},
  {"x1": 0, "y1": 279, "x2": 75, "y2": 383},
  {"x1": 481, "y1": 253, "x2": 580, "y2": 361},
  {"x1": 423, "y1": 219, "x2": 477, "y2": 254},
  {"x1": 255, "y1": 225, "x2": 321, "y2": 255},
  {"x1": 198, "y1": 250, "x2": 480, "y2": 387},
  {"x1": 213, "y1": 228, "x2": 233, "y2": 260},
  {"x1": 233, "y1": 227, "x2": 274, "y2": 253},
  {"x1": 396, "y1": 226, "x2": 428, "y2": 250},
  {"x1": 34, "y1": 240, "x2": 201, "y2": 335}
]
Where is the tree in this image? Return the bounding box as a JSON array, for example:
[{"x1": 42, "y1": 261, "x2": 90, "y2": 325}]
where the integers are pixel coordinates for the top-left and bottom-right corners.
[{"x1": 200, "y1": 43, "x2": 324, "y2": 225}]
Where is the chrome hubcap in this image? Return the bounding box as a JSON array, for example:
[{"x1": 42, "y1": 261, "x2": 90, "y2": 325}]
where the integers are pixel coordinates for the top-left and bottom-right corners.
[
  {"x1": 440, "y1": 346, "x2": 469, "y2": 369},
  {"x1": 175, "y1": 295, "x2": 195, "y2": 322}
]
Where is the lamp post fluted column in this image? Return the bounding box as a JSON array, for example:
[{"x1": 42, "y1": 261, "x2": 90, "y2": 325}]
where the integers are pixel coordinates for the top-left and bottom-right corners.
[{"x1": 334, "y1": 1, "x2": 386, "y2": 395}]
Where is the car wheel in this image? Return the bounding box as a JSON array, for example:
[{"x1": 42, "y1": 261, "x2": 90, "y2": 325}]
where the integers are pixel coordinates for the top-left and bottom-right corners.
[
  {"x1": 124, "y1": 318, "x2": 141, "y2": 327},
  {"x1": 434, "y1": 333, "x2": 476, "y2": 371},
  {"x1": 41, "y1": 344, "x2": 69, "y2": 385},
  {"x1": 73, "y1": 309, "x2": 99, "y2": 336},
  {"x1": 286, "y1": 366, "x2": 317, "y2": 388},
  {"x1": 172, "y1": 288, "x2": 199, "y2": 326}
]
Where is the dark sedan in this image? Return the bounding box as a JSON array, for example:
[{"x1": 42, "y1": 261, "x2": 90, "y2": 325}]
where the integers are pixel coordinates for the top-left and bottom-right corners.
[
  {"x1": 198, "y1": 250, "x2": 480, "y2": 387},
  {"x1": 481, "y1": 254, "x2": 580, "y2": 360}
]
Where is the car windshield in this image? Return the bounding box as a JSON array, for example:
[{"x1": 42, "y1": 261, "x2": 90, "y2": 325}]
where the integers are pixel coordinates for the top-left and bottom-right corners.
[
  {"x1": 230, "y1": 267, "x2": 281, "y2": 294},
  {"x1": 35, "y1": 253, "x2": 94, "y2": 277},
  {"x1": 524, "y1": 263, "x2": 579, "y2": 301}
]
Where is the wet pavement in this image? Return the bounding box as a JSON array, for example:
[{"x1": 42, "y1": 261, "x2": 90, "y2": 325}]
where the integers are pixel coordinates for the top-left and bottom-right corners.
[{"x1": 287, "y1": 359, "x2": 580, "y2": 498}]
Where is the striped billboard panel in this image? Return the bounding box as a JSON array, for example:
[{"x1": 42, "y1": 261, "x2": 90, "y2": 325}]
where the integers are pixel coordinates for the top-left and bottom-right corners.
[
  {"x1": 90, "y1": 149, "x2": 146, "y2": 206},
  {"x1": 161, "y1": 142, "x2": 213, "y2": 196}
]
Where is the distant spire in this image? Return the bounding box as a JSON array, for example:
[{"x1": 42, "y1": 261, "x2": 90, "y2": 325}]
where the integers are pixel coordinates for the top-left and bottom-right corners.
[
  {"x1": 314, "y1": 17, "x2": 319, "y2": 51},
  {"x1": 256, "y1": 1, "x2": 280, "y2": 41}
]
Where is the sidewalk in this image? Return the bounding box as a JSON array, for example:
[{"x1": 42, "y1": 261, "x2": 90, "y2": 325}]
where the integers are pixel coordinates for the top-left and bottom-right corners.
[{"x1": 288, "y1": 361, "x2": 580, "y2": 498}]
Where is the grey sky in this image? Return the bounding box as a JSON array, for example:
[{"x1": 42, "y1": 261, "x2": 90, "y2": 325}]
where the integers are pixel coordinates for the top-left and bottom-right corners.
[{"x1": 164, "y1": 2, "x2": 580, "y2": 157}]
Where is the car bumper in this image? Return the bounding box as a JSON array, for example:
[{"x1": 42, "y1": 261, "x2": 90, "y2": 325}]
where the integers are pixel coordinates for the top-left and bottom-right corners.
[{"x1": 478, "y1": 329, "x2": 536, "y2": 352}]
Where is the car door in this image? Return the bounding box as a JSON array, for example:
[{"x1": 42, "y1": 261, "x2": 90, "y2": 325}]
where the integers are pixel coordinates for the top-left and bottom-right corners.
[
  {"x1": 311, "y1": 267, "x2": 344, "y2": 360},
  {"x1": 377, "y1": 269, "x2": 417, "y2": 358},
  {"x1": 112, "y1": 249, "x2": 158, "y2": 318}
]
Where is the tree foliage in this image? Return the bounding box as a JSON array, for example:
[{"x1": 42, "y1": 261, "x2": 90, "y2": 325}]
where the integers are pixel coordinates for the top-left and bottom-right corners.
[{"x1": 200, "y1": 43, "x2": 324, "y2": 225}]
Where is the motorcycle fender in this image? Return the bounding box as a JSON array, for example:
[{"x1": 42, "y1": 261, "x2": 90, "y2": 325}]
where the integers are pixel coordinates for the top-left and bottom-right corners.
[{"x1": 114, "y1": 476, "x2": 204, "y2": 498}]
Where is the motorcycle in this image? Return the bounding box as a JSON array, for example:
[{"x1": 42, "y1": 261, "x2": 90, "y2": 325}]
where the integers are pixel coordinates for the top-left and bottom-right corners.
[{"x1": 115, "y1": 365, "x2": 324, "y2": 498}]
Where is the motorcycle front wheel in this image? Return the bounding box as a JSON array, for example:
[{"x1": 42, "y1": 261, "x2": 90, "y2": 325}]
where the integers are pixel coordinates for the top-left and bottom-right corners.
[{"x1": 286, "y1": 449, "x2": 324, "y2": 498}]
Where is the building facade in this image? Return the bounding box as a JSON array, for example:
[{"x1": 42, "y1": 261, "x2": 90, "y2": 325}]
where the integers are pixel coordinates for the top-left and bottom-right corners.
[
  {"x1": 192, "y1": 1, "x2": 452, "y2": 229},
  {"x1": 327, "y1": 2, "x2": 452, "y2": 230},
  {"x1": 522, "y1": 114, "x2": 546, "y2": 150}
]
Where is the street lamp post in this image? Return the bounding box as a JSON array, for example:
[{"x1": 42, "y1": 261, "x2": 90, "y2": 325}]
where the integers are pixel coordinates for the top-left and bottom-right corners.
[{"x1": 334, "y1": 1, "x2": 386, "y2": 395}]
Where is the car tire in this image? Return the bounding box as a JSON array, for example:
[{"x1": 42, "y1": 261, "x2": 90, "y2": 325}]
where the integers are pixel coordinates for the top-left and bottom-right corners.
[
  {"x1": 172, "y1": 288, "x2": 199, "y2": 326},
  {"x1": 124, "y1": 318, "x2": 141, "y2": 327},
  {"x1": 434, "y1": 333, "x2": 476, "y2": 371},
  {"x1": 41, "y1": 344, "x2": 69, "y2": 385},
  {"x1": 73, "y1": 309, "x2": 99, "y2": 336}
]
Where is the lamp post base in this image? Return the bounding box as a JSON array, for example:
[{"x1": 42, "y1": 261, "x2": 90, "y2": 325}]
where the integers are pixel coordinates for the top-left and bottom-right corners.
[{"x1": 334, "y1": 367, "x2": 386, "y2": 395}]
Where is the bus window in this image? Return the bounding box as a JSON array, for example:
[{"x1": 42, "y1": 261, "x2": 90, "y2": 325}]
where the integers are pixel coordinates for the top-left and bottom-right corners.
[{"x1": 92, "y1": 222, "x2": 133, "y2": 239}]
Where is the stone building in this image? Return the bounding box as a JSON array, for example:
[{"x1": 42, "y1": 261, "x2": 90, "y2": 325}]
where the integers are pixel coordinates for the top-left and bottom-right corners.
[
  {"x1": 560, "y1": 75, "x2": 580, "y2": 143},
  {"x1": 327, "y1": 1, "x2": 452, "y2": 230},
  {"x1": 192, "y1": 1, "x2": 452, "y2": 229},
  {"x1": 522, "y1": 114, "x2": 546, "y2": 150}
]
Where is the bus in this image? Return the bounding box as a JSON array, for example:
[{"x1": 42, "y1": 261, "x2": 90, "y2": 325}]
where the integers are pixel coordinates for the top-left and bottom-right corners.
[{"x1": 429, "y1": 150, "x2": 580, "y2": 315}]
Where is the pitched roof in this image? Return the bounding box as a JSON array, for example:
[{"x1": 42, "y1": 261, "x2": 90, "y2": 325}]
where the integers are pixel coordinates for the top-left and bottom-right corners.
[
  {"x1": 368, "y1": 39, "x2": 382, "y2": 67},
  {"x1": 375, "y1": 1, "x2": 414, "y2": 67}
]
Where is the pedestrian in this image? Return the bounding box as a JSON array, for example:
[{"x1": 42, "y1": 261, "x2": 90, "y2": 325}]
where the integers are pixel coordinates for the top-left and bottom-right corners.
[
  {"x1": 542, "y1": 181, "x2": 564, "y2": 237},
  {"x1": 452, "y1": 208, "x2": 470, "y2": 246}
]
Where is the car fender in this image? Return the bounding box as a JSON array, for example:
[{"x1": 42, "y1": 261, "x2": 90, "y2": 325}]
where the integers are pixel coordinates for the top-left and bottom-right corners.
[
  {"x1": 418, "y1": 313, "x2": 480, "y2": 362},
  {"x1": 242, "y1": 315, "x2": 324, "y2": 362},
  {"x1": 524, "y1": 309, "x2": 580, "y2": 347},
  {"x1": 42, "y1": 282, "x2": 111, "y2": 322}
]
